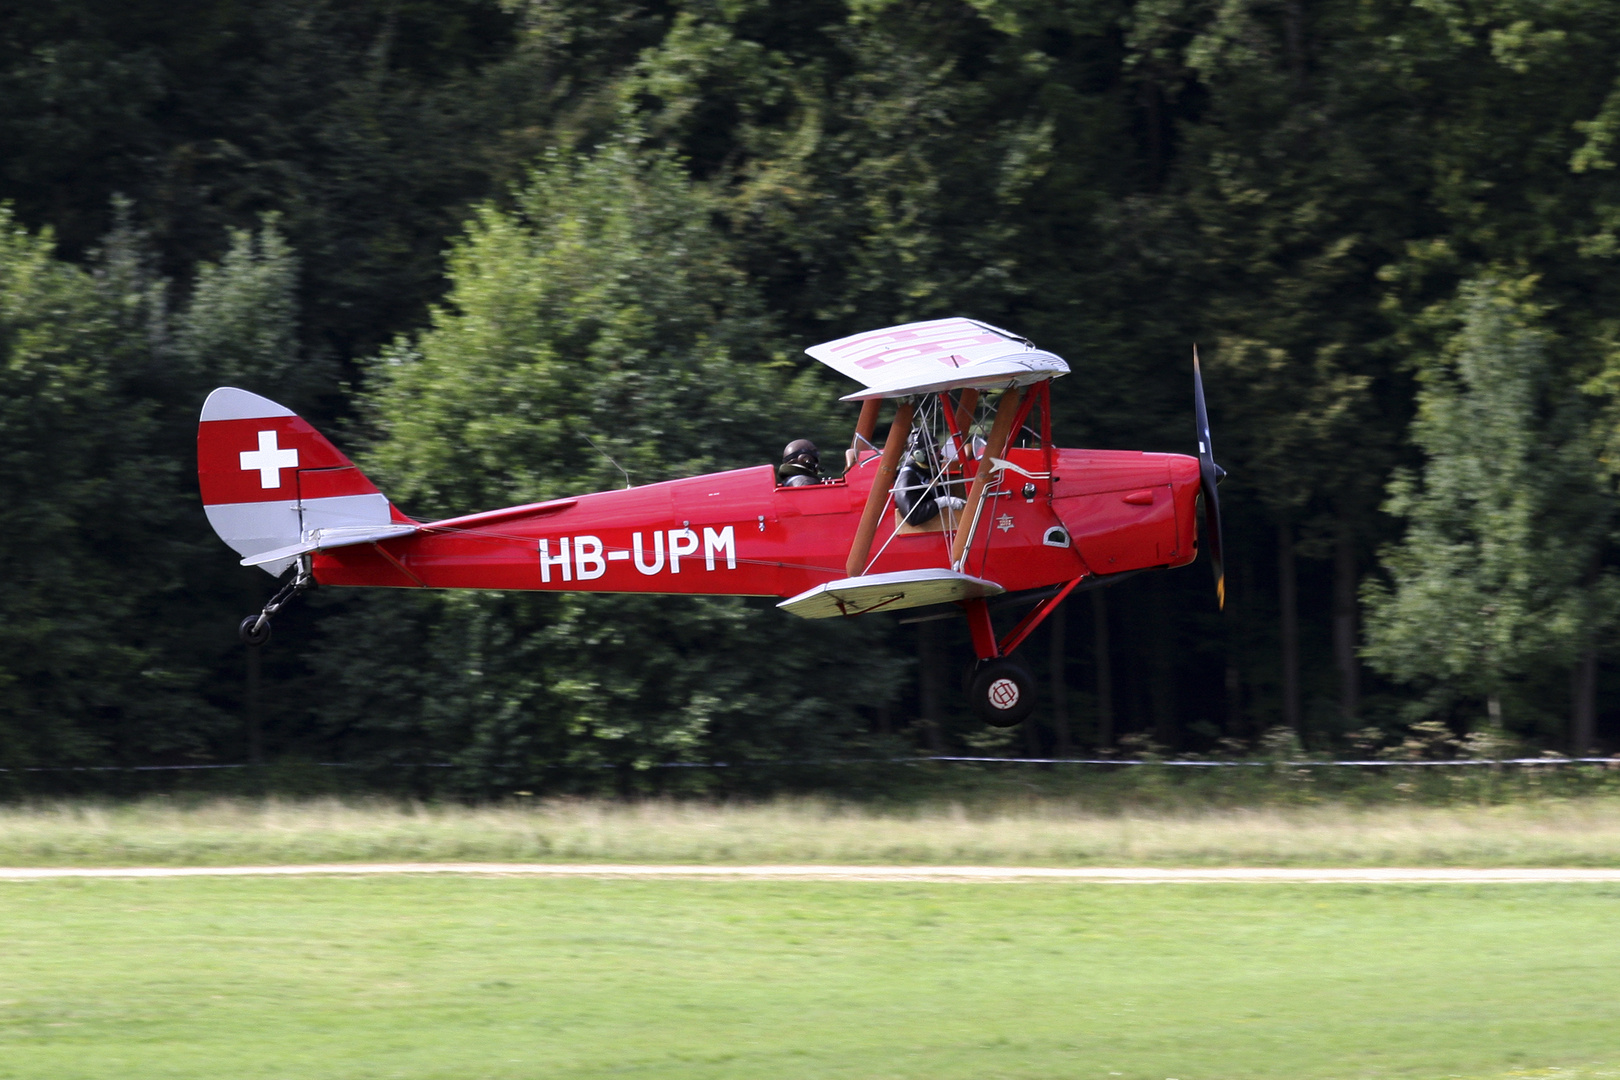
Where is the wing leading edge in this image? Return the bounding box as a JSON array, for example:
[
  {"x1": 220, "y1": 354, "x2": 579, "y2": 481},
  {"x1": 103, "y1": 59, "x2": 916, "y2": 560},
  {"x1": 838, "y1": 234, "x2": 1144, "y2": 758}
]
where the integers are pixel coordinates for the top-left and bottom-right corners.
[{"x1": 806, "y1": 317, "x2": 1068, "y2": 400}]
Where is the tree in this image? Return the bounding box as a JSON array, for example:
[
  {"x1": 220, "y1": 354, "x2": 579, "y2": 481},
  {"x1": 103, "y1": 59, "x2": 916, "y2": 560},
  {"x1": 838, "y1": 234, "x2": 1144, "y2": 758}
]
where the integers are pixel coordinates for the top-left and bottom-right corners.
[
  {"x1": 309, "y1": 139, "x2": 906, "y2": 790},
  {"x1": 1362, "y1": 275, "x2": 1616, "y2": 744},
  {"x1": 0, "y1": 0, "x2": 620, "y2": 364},
  {"x1": 172, "y1": 222, "x2": 331, "y2": 414}
]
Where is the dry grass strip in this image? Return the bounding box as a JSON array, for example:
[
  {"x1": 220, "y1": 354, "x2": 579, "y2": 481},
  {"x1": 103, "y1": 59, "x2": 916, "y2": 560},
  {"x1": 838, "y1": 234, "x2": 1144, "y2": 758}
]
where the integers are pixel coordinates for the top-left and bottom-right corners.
[{"x1": 5, "y1": 863, "x2": 1620, "y2": 882}]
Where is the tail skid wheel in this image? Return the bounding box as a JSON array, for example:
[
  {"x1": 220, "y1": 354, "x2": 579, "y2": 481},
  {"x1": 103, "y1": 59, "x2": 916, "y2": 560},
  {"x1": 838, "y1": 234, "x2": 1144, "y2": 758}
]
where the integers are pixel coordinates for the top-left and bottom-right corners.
[
  {"x1": 239, "y1": 557, "x2": 312, "y2": 648},
  {"x1": 968, "y1": 658, "x2": 1036, "y2": 727},
  {"x1": 239, "y1": 614, "x2": 271, "y2": 647}
]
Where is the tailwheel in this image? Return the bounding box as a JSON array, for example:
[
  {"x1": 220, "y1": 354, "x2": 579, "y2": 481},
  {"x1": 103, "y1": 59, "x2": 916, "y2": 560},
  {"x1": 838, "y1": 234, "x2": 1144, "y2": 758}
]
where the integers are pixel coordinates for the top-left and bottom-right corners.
[
  {"x1": 967, "y1": 657, "x2": 1036, "y2": 727},
  {"x1": 239, "y1": 557, "x2": 312, "y2": 647}
]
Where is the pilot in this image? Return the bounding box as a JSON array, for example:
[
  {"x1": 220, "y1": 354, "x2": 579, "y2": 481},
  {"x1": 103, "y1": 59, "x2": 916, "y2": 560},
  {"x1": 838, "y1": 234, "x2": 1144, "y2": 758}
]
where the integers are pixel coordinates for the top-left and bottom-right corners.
[
  {"x1": 894, "y1": 433, "x2": 967, "y2": 525},
  {"x1": 778, "y1": 439, "x2": 822, "y2": 486}
]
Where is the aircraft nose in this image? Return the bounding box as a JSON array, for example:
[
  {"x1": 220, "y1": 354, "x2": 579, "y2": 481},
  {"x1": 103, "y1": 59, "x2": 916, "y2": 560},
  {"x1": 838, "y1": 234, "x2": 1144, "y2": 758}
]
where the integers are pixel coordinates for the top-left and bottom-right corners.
[{"x1": 1169, "y1": 453, "x2": 1202, "y2": 485}]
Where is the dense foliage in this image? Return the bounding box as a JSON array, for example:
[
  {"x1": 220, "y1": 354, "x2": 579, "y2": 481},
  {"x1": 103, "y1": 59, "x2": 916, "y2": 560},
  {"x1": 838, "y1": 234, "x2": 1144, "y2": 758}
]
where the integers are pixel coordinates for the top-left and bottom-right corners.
[{"x1": 5, "y1": 0, "x2": 1620, "y2": 788}]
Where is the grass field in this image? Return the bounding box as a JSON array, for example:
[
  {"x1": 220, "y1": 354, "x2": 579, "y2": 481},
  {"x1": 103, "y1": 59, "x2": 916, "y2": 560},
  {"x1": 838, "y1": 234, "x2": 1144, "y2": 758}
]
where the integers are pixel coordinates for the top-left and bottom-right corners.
[
  {"x1": 6, "y1": 795, "x2": 1620, "y2": 868},
  {"x1": 0, "y1": 875, "x2": 1616, "y2": 1079}
]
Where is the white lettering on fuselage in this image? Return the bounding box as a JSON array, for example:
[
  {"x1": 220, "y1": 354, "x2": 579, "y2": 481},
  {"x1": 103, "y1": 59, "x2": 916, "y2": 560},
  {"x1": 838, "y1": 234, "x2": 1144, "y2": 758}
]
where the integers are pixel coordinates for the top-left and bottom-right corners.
[
  {"x1": 703, "y1": 526, "x2": 735, "y2": 571},
  {"x1": 667, "y1": 528, "x2": 699, "y2": 573},
  {"x1": 538, "y1": 537, "x2": 570, "y2": 583},
  {"x1": 574, "y1": 535, "x2": 606, "y2": 580},
  {"x1": 541, "y1": 529, "x2": 739, "y2": 583},
  {"x1": 632, "y1": 531, "x2": 663, "y2": 574}
]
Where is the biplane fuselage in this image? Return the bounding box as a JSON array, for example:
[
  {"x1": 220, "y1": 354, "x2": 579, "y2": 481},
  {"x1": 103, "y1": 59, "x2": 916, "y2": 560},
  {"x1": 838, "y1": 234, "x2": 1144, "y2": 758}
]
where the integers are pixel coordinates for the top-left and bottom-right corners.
[{"x1": 306, "y1": 445, "x2": 1199, "y2": 598}]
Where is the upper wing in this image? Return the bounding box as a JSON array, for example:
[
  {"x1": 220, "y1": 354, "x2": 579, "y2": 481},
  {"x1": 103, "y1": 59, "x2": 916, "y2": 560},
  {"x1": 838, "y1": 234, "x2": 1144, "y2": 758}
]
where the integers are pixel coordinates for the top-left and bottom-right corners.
[{"x1": 805, "y1": 317, "x2": 1069, "y2": 400}]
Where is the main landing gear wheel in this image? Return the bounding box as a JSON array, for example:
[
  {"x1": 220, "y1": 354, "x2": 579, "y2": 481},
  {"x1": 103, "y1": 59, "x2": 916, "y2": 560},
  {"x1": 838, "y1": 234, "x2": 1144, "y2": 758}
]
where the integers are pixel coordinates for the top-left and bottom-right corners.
[
  {"x1": 239, "y1": 615, "x2": 272, "y2": 647},
  {"x1": 968, "y1": 658, "x2": 1036, "y2": 727}
]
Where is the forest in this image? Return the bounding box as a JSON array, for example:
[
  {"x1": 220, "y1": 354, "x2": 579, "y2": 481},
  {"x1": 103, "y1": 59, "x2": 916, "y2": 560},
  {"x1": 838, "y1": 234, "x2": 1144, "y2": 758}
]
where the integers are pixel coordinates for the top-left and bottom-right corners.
[{"x1": 3, "y1": 0, "x2": 1619, "y2": 790}]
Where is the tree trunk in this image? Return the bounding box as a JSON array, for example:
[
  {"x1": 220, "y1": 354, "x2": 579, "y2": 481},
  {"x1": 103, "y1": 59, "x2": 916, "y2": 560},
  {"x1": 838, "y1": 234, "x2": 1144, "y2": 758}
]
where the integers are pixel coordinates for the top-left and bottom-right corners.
[
  {"x1": 1092, "y1": 589, "x2": 1113, "y2": 748},
  {"x1": 1022, "y1": 714, "x2": 1043, "y2": 758},
  {"x1": 917, "y1": 622, "x2": 946, "y2": 753},
  {"x1": 246, "y1": 643, "x2": 263, "y2": 766},
  {"x1": 1284, "y1": 0, "x2": 1306, "y2": 83},
  {"x1": 1225, "y1": 660, "x2": 1243, "y2": 738},
  {"x1": 1332, "y1": 518, "x2": 1360, "y2": 724},
  {"x1": 1050, "y1": 602, "x2": 1071, "y2": 755},
  {"x1": 1150, "y1": 576, "x2": 1175, "y2": 747},
  {"x1": 1572, "y1": 554, "x2": 1603, "y2": 756},
  {"x1": 1230, "y1": 554, "x2": 1253, "y2": 738},
  {"x1": 1278, "y1": 520, "x2": 1301, "y2": 733},
  {"x1": 1572, "y1": 650, "x2": 1598, "y2": 755},
  {"x1": 1138, "y1": 81, "x2": 1165, "y2": 189}
]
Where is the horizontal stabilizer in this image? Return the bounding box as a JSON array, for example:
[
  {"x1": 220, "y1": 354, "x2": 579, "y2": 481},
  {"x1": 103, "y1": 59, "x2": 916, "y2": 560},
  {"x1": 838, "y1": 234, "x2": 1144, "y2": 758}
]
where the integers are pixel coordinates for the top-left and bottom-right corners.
[
  {"x1": 239, "y1": 524, "x2": 419, "y2": 567},
  {"x1": 778, "y1": 568, "x2": 1004, "y2": 619}
]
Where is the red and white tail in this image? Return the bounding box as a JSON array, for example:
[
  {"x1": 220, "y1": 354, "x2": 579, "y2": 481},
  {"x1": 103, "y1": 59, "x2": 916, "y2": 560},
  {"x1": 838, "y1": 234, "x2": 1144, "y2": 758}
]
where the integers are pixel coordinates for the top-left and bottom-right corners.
[{"x1": 198, "y1": 388, "x2": 415, "y2": 576}]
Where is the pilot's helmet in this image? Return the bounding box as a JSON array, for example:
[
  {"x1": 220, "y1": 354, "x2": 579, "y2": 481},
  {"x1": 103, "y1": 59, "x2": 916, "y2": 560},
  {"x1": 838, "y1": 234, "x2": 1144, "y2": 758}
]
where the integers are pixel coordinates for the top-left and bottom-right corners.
[{"x1": 782, "y1": 439, "x2": 819, "y2": 469}]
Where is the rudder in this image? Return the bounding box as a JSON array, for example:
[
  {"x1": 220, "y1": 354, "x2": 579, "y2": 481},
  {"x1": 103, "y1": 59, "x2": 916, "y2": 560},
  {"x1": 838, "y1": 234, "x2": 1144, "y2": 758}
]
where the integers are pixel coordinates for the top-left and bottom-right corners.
[{"x1": 198, "y1": 388, "x2": 412, "y2": 576}]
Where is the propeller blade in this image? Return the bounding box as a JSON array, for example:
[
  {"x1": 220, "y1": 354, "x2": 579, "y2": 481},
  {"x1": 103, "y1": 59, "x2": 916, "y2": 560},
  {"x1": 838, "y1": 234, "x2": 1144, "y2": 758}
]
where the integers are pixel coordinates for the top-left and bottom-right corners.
[{"x1": 1193, "y1": 345, "x2": 1226, "y2": 609}]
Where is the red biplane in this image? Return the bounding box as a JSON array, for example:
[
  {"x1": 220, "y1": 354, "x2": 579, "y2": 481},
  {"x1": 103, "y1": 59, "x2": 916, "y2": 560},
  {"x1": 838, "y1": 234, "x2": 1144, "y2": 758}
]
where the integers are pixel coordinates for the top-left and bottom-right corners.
[{"x1": 199, "y1": 318, "x2": 1225, "y2": 725}]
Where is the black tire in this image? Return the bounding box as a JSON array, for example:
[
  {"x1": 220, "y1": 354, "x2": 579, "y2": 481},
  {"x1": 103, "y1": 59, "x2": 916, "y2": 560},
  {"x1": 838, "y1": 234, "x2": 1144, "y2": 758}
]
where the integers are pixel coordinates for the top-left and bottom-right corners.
[
  {"x1": 239, "y1": 615, "x2": 271, "y2": 647},
  {"x1": 968, "y1": 658, "x2": 1036, "y2": 727}
]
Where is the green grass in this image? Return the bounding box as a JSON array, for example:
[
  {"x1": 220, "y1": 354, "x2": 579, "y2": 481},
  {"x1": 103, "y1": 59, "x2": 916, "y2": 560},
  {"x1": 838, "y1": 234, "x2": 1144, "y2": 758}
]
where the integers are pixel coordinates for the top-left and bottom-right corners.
[
  {"x1": 1, "y1": 876, "x2": 1618, "y2": 1079},
  {"x1": 8, "y1": 795, "x2": 1620, "y2": 868}
]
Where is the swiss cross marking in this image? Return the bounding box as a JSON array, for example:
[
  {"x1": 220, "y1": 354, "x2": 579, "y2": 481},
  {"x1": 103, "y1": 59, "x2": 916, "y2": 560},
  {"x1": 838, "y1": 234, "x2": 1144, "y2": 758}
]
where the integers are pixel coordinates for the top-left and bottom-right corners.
[{"x1": 240, "y1": 430, "x2": 299, "y2": 489}]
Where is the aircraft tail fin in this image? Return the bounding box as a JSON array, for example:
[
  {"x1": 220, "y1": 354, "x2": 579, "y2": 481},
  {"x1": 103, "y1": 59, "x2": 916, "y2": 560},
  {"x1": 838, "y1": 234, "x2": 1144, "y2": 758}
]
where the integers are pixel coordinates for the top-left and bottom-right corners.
[{"x1": 197, "y1": 388, "x2": 415, "y2": 577}]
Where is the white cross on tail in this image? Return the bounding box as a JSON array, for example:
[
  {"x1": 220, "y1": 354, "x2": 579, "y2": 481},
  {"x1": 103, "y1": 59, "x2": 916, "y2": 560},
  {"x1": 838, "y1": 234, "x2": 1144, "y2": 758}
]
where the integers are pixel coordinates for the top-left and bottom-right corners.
[{"x1": 240, "y1": 430, "x2": 299, "y2": 489}]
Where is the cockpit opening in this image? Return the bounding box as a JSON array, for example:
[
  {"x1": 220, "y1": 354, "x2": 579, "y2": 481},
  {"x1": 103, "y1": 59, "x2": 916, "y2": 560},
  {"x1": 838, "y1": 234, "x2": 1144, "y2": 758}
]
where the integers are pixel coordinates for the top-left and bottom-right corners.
[{"x1": 777, "y1": 438, "x2": 822, "y2": 487}]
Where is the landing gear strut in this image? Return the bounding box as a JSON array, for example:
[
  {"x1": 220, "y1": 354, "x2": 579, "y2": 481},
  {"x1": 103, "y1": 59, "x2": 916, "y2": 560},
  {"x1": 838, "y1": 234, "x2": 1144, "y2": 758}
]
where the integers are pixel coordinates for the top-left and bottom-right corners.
[
  {"x1": 958, "y1": 592, "x2": 1053, "y2": 728},
  {"x1": 239, "y1": 558, "x2": 313, "y2": 646}
]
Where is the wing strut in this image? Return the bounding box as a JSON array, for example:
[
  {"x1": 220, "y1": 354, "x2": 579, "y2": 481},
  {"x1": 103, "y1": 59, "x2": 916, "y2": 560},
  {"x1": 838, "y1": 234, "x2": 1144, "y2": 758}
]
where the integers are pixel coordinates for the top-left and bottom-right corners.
[
  {"x1": 949, "y1": 387, "x2": 1023, "y2": 572},
  {"x1": 846, "y1": 398, "x2": 882, "y2": 471},
  {"x1": 845, "y1": 399, "x2": 915, "y2": 576}
]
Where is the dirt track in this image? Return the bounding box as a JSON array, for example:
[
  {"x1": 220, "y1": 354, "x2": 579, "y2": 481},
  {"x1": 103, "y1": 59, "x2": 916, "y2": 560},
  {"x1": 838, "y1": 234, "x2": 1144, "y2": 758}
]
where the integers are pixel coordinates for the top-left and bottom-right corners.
[{"x1": 2, "y1": 864, "x2": 1620, "y2": 883}]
